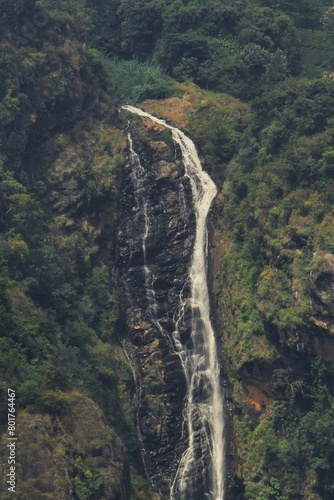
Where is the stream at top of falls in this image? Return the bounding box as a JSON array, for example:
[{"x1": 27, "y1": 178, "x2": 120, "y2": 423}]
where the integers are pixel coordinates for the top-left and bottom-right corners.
[{"x1": 122, "y1": 105, "x2": 226, "y2": 500}]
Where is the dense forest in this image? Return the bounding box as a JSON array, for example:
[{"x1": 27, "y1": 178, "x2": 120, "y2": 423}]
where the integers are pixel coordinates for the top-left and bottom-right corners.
[{"x1": 1, "y1": 0, "x2": 334, "y2": 499}]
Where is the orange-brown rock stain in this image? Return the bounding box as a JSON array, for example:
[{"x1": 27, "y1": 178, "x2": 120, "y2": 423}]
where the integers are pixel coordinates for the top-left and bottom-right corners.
[{"x1": 245, "y1": 384, "x2": 273, "y2": 411}]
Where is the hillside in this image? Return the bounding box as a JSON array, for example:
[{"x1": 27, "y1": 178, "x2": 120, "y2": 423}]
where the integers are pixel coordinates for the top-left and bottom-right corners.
[{"x1": 1, "y1": 1, "x2": 334, "y2": 499}]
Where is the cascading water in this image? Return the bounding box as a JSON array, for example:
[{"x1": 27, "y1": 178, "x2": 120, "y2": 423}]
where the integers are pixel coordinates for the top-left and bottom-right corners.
[
  {"x1": 123, "y1": 105, "x2": 226, "y2": 500},
  {"x1": 127, "y1": 132, "x2": 159, "y2": 320}
]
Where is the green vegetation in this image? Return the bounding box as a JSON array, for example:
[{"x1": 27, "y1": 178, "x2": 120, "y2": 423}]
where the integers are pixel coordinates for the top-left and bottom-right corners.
[
  {"x1": 230, "y1": 359, "x2": 334, "y2": 500},
  {"x1": 0, "y1": 0, "x2": 147, "y2": 497},
  {"x1": 1, "y1": 0, "x2": 334, "y2": 498},
  {"x1": 212, "y1": 76, "x2": 334, "y2": 499},
  {"x1": 86, "y1": 0, "x2": 334, "y2": 100},
  {"x1": 109, "y1": 59, "x2": 175, "y2": 103}
]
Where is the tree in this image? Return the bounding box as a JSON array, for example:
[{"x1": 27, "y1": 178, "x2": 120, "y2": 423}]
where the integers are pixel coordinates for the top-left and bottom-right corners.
[{"x1": 321, "y1": 7, "x2": 334, "y2": 40}]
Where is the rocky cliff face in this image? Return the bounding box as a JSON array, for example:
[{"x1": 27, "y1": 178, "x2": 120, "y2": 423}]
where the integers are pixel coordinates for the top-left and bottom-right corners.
[{"x1": 115, "y1": 119, "x2": 197, "y2": 497}]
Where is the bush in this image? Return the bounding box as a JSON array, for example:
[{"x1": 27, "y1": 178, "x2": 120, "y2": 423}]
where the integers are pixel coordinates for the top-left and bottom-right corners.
[{"x1": 109, "y1": 59, "x2": 175, "y2": 104}]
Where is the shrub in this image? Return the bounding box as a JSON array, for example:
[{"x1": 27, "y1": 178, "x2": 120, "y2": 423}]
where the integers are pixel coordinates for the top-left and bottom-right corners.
[{"x1": 109, "y1": 59, "x2": 174, "y2": 104}]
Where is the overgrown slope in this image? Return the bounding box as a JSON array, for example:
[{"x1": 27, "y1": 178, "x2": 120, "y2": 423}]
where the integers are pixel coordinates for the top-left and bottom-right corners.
[
  {"x1": 0, "y1": 1, "x2": 153, "y2": 498},
  {"x1": 2, "y1": 0, "x2": 334, "y2": 499}
]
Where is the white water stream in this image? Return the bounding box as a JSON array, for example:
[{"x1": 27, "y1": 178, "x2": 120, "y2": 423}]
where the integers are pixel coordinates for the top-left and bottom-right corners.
[
  {"x1": 123, "y1": 105, "x2": 225, "y2": 500},
  {"x1": 127, "y1": 132, "x2": 159, "y2": 319}
]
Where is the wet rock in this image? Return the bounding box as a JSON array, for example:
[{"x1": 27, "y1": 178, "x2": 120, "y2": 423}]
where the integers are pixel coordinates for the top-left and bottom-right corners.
[{"x1": 115, "y1": 123, "x2": 195, "y2": 496}]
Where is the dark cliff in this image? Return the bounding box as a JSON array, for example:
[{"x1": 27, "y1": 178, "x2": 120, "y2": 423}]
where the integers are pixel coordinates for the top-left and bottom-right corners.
[{"x1": 115, "y1": 117, "x2": 195, "y2": 497}]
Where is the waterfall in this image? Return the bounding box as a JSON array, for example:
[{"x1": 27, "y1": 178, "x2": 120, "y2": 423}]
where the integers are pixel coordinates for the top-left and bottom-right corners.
[{"x1": 123, "y1": 105, "x2": 226, "y2": 500}]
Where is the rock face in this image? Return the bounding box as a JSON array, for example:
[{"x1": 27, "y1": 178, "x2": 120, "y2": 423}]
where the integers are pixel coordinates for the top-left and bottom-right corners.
[{"x1": 115, "y1": 121, "x2": 196, "y2": 496}]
